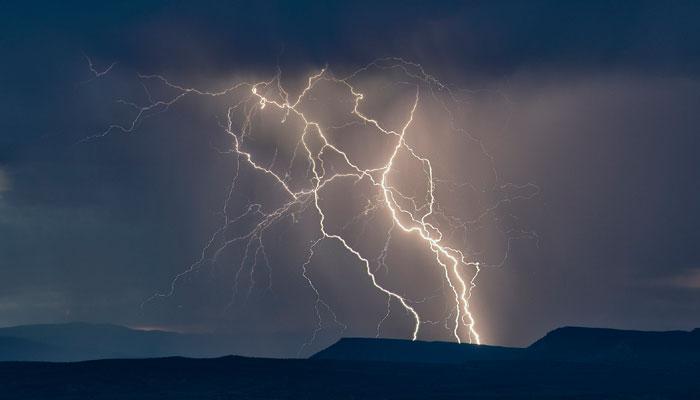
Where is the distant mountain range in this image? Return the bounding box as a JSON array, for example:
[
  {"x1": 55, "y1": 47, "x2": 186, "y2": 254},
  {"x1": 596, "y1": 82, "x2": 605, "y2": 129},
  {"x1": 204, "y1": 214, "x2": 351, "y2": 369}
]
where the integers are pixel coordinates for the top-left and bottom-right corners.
[
  {"x1": 0, "y1": 322, "x2": 304, "y2": 361},
  {"x1": 2, "y1": 323, "x2": 699, "y2": 399},
  {"x1": 1, "y1": 322, "x2": 699, "y2": 364}
]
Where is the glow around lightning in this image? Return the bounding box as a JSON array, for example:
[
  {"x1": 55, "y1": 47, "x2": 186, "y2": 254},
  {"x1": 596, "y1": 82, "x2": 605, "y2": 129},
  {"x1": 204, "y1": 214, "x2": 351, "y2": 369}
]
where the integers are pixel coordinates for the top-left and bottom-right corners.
[{"x1": 84, "y1": 57, "x2": 539, "y2": 353}]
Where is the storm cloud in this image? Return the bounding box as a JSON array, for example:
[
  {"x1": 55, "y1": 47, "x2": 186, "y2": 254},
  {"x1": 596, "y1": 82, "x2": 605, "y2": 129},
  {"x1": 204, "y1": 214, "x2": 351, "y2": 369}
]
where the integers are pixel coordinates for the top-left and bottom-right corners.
[{"x1": 1, "y1": 0, "x2": 699, "y2": 355}]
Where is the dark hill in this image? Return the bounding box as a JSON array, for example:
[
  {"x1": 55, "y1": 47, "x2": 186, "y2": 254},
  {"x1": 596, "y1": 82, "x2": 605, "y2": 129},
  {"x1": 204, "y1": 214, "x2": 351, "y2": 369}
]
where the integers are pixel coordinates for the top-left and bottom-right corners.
[
  {"x1": 2, "y1": 325, "x2": 700, "y2": 398},
  {"x1": 312, "y1": 337, "x2": 524, "y2": 363},
  {"x1": 313, "y1": 327, "x2": 700, "y2": 365},
  {"x1": 528, "y1": 326, "x2": 700, "y2": 362},
  {"x1": 2, "y1": 323, "x2": 699, "y2": 366}
]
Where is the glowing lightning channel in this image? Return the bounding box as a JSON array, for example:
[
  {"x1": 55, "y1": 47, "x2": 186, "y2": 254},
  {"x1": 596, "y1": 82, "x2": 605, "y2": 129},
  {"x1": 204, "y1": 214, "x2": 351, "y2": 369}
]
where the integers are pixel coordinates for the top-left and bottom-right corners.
[{"x1": 84, "y1": 57, "x2": 540, "y2": 353}]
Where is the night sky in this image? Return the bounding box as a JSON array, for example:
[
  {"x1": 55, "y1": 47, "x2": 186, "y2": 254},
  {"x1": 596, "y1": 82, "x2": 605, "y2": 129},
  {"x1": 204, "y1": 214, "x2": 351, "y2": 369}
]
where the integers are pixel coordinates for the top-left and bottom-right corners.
[{"x1": 1, "y1": 0, "x2": 700, "y2": 356}]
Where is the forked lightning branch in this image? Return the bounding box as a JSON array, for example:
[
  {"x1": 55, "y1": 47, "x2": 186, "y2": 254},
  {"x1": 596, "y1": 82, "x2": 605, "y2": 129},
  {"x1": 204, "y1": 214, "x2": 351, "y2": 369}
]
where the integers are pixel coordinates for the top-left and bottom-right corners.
[{"x1": 83, "y1": 57, "x2": 538, "y2": 353}]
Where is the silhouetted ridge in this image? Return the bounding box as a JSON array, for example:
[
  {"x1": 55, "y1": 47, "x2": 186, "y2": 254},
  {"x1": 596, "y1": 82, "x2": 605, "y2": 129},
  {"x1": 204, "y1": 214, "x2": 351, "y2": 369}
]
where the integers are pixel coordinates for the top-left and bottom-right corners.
[
  {"x1": 3, "y1": 323, "x2": 700, "y2": 364},
  {"x1": 311, "y1": 337, "x2": 523, "y2": 363},
  {"x1": 313, "y1": 327, "x2": 700, "y2": 364},
  {"x1": 528, "y1": 326, "x2": 700, "y2": 362}
]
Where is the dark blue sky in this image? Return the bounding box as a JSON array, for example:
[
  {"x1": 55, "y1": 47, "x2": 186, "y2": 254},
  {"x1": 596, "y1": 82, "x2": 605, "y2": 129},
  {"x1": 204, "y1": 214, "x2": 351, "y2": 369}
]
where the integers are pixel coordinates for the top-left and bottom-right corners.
[{"x1": 1, "y1": 0, "x2": 699, "y2": 355}]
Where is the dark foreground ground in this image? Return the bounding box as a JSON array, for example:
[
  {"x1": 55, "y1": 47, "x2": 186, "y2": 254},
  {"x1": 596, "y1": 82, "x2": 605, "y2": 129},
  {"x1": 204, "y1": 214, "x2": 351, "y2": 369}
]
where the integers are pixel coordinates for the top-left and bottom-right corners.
[{"x1": 2, "y1": 355, "x2": 699, "y2": 400}]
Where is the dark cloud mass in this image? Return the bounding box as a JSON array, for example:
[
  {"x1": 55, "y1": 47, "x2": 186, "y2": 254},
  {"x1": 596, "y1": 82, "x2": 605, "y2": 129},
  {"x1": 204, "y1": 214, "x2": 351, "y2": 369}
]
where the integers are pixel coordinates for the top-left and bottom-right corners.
[{"x1": 1, "y1": 0, "x2": 699, "y2": 356}]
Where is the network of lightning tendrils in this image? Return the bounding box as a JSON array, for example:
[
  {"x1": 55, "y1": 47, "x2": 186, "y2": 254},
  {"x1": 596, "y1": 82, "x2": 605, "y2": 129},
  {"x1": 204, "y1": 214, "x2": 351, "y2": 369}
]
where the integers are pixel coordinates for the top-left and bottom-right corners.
[{"x1": 82, "y1": 57, "x2": 539, "y2": 354}]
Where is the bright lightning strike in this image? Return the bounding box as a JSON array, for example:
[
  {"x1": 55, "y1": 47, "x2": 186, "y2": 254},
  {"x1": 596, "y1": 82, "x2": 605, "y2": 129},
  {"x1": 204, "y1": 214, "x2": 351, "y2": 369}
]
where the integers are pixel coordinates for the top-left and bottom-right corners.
[{"x1": 82, "y1": 56, "x2": 539, "y2": 354}]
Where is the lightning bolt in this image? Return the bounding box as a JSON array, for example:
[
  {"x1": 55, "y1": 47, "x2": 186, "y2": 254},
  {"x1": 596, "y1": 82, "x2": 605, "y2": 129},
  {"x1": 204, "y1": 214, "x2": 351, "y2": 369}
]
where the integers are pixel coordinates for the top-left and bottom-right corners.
[
  {"x1": 83, "y1": 57, "x2": 539, "y2": 354},
  {"x1": 80, "y1": 53, "x2": 116, "y2": 85}
]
